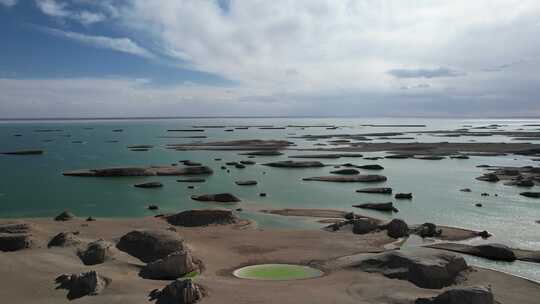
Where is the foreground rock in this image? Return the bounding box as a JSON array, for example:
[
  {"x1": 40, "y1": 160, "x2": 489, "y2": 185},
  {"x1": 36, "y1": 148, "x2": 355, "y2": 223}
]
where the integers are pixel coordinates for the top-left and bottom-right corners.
[
  {"x1": 416, "y1": 286, "x2": 494, "y2": 304},
  {"x1": 352, "y1": 218, "x2": 380, "y2": 235},
  {"x1": 78, "y1": 240, "x2": 114, "y2": 265},
  {"x1": 55, "y1": 271, "x2": 110, "y2": 300},
  {"x1": 412, "y1": 223, "x2": 442, "y2": 238},
  {"x1": 117, "y1": 230, "x2": 186, "y2": 263},
  {"x1": 357, "y1": 248, "x2": 468, "y2": 289},
  {"x1": 191, "y1": 193, "x2": 241, "y2": 203},
  {"x1": 165, "y1": 209, "x2": 240, "y2": 227},
  {"x1": 54, "y1": 211, "x2": 76, "y2": 221},
  {"x1": 0, "y1": 222, "x2": 33, "y2": 251},
  {"x1": 383, "y1": 218, "x2": 409, "y2": 238},
  {"x1": 356, "y1": 187, "x2": 392, "y2": 194},
  {"x1": 426, "y1": 243, "x2": 517, "y2": 262},
  {"x1": 303, "y1": 175, "x2": 387, "y2": 183},
  {"x1": 140, "y1": 250, "x2": 198, "y2": 279},
  {"x1": 63, "y1": 165, "x2": 213, "y2": 177},
  {"x1": 149, "y1": 278, "x2": 204, "y2": 304},
  {"x1": 263, "y1": 160, "x2": 325, "y2": 168},
  {"x1": 353, "y1": 202, "x2": 398, "y2": 212},
  {"x1": 48, "y1": 232, "x2": 81, "y2": 248}
]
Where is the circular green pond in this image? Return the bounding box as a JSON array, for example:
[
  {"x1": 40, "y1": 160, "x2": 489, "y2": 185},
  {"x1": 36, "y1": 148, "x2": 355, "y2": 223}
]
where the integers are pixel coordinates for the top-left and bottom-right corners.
[{"x1": 232, "y1": 264, "x2": 324, "y2": 281}]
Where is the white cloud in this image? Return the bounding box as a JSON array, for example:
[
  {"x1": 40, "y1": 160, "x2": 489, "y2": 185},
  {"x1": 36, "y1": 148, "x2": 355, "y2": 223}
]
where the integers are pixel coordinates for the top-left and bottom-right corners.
[
  {"x1": 35, "y1": 0, "x2": 69, "y2": 17},
  {"x1": 119, "y1": 1, "x2": 538, "y2": 86},
  {"x1": 42, "y1": 27, "x2": 154, "y2": 58},
  {"x1": 0, "y1": 0, "x2": 17, "y2": 7},
  {"x1": 35, "y1": 0, "x2": 106, "y2": 25}
]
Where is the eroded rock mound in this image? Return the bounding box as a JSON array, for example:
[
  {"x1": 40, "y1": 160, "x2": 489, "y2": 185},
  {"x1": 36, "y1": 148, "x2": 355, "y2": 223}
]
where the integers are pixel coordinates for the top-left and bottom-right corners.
[
  {"x1": 140, "y1": 250, "x2": 198, "y2": 280},
  {"x1": 48, "y1": 232, "x2": 81, "y2": 248},
  {"x1": 78, "y1": 240, "x2": 114, "y2": 265},
  {"x1": 191, "y1": 193, "x2": 240, "y2": 203},
  {"x1": 475, "y1": 243, "x2": 517, "y2": 262},
  {"x1": 0, "y1": 222, "x2": 33, "y2": 251},
  {"x1": 55, "y1": 211, "x2": 76, "y2": 221},
  {"x1": 352, "y1": 218, "x2": 380, "y2": 235},
  {"x1": 357, "y1": 164, "x2": 384, "y2": 170},
  {"x1": 55, "y1": 271, "x2": 110, "y2": 300},
  {"x1": 384, "y1": 218, "x2": 409, "y2": 238},
  {"x1": 165, "y1": 209, "x2": 239, "y2": 227},
  {"x1": 358, "y1": 248, "x2": 468, "y2": 289},
  {"x1": 149, "y1": 279, "x2": 204, "y2": 304},
  {"x1": 117, "y1": 230, "x2": 186, "y2": 263},
  {"x1": 415, "y1": 285, "x2": 494, "y2": 304}
]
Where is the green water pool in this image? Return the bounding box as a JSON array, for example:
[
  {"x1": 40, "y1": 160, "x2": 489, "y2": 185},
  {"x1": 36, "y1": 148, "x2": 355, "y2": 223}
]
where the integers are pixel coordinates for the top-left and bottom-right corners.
[{"x1": 233, "y1": 264, "x2": 324, "y2": 281}]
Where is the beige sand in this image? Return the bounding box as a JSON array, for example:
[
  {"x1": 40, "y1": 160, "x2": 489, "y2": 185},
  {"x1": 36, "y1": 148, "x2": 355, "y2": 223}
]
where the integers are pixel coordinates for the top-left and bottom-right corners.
[{"x1": 0, "y1": 216, "x2": 539, "y2": 304}]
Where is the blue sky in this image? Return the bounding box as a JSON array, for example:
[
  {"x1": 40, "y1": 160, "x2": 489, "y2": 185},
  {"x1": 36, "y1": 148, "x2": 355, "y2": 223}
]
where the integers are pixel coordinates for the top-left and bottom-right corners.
[{"x1": 0, "y1": 0, "x2": 539, "y2": 118}]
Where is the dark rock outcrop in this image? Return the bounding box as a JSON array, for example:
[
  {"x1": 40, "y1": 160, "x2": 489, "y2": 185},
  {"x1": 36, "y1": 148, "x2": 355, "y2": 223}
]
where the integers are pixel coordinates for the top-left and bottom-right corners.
[
  {"x1": 134, "y1": 181, "x2": 163, "y2": 188},
  {"x1": 353, "y1": 202, "x2": 398, "y2": 212},
  {"x1": 55, "y1": 271, "x2": 110, "y2": 300},
  {"x1": 263, "y1": 160, "x2": 324, "y2": 168},
  {"x1": 149, "y1": 278, "x2": 204, "y2": 304},
  {"x1": 140, "y1": 250, "x2": 198, "y2": 279},
  {"x1": 356, "y1": 187, "x2": 393, "y2": 194},
  {"x1": 415, "y1": 286, "x2": 494, "y2": 304},
  {"x1": 476, "y1": 173, "x2": 500, "y2": 182},
  {"x1": 395, "y1": 193, "x2": 413, "y2": 199},
  {"x1": 191, "y1": 193, "x2": 240, "y2": 203},
  {"x1": 357, "y1": 248, "x2": 468, "y2": 289},
  {"x1": 78, "y1": 240, "x2": 114, "y2": 265},
  {"x1": 520, "y1": 192, "x2": 540, "y2": 198},
  {"x1": 330, "y1": 169, "x2": 360, "y2": 175},
  {"x1": 177, "y1": 178, "x2": 206, "y2": 183},
  {"x1": 235, "y1": 180, "x2": 258, "y2": 186},
  {"x1": 357, "y1": 164, "x2": 384, "y2": 170},
  {"x1": 165, "y1": 209, "x2": 240, "y2": 227},
  {"x1": 117, "y1": 230, "x2": 186, "y2": 263},
  {"x1": 303, "y1": 175, "x2": 387, "y2": 183},
  {"x1": 1, "y1": 150, "x2": 44, "y2": 155}
]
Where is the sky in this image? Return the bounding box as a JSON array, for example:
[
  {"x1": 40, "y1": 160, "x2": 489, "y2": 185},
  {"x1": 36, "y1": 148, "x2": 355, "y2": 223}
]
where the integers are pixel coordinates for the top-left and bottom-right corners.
[{"x1": 0, "y1": 0, "x2": 539, "y2": 118}]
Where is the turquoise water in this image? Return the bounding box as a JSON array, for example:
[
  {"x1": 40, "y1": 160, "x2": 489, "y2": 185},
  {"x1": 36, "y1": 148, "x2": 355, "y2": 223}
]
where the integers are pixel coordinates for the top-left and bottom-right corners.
[{"x1": 1, "y1": 117, "x2": 540, "y2": 280}]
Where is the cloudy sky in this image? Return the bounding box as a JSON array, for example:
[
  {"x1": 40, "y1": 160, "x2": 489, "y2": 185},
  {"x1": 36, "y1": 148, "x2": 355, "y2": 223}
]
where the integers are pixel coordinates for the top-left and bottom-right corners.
[{"x1": 1, "y1": 0, "x2": 539, "y2": 118}]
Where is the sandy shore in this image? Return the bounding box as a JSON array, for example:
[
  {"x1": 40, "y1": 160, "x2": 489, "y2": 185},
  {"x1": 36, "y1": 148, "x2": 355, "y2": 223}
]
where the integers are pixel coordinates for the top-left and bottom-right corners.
[{"x1": 1, "y1": 215, "x2": 539, "y2": 304}]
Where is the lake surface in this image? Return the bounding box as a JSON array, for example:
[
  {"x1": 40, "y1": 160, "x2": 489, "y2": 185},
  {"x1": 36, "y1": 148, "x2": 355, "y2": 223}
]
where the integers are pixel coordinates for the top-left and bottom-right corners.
[{"x1": 1, "y1": 117, "x2": 539, "y2": 280}]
